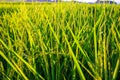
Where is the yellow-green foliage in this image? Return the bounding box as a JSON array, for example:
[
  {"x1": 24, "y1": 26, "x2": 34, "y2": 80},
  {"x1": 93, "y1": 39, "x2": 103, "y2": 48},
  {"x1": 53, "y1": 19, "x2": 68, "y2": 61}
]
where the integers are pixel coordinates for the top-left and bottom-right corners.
[{"x1": 0, "y1": 3, "x2": 120, "y2": 80}]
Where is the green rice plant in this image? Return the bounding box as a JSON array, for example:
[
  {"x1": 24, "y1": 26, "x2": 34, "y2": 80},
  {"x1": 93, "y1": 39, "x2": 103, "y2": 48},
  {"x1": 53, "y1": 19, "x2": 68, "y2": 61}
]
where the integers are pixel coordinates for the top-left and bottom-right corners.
[{"x1": 0, "y1": 2, "x2": 120, "y2": 80}]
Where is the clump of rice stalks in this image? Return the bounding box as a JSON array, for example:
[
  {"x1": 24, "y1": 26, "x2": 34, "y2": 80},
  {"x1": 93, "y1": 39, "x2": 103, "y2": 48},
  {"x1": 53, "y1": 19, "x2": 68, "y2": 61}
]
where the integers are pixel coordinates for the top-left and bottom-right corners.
[{"x1": 0, "y1": 2, "x2": 120, "y2": 80}]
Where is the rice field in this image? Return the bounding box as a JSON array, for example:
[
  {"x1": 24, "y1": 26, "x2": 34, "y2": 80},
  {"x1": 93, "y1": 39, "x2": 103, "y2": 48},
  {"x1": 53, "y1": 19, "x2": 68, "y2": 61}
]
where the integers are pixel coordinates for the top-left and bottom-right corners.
[{"x1": 0, "y1": 2, "x2": 120, "y2": 80}]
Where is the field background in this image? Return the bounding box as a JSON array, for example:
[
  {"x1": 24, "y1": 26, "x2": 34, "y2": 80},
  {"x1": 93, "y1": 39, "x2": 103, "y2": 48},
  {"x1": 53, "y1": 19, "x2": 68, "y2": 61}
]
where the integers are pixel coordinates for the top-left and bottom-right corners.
[{"x1": 0, "y1": 3, "x2": 120, "y2": 80}]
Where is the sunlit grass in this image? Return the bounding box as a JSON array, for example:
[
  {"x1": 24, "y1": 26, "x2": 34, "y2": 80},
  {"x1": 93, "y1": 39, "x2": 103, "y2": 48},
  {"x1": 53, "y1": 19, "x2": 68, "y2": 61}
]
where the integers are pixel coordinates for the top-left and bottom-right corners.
[{"x1": 0, "y1": 2, "x2": 120, "y2": 80}]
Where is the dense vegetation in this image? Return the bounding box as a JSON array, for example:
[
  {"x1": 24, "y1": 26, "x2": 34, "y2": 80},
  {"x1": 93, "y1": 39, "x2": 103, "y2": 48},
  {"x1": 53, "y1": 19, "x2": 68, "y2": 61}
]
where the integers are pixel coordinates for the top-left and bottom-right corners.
[{"x1": 0, "y1": 3, "x2": 120, "y2": 80}]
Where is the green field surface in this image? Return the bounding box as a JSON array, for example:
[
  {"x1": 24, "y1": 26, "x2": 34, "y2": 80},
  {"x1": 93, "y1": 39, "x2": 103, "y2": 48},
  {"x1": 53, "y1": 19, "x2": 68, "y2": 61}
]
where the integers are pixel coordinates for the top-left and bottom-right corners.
[{"x1": 0, "y1": 3, "x2": 120, "y2": 80}]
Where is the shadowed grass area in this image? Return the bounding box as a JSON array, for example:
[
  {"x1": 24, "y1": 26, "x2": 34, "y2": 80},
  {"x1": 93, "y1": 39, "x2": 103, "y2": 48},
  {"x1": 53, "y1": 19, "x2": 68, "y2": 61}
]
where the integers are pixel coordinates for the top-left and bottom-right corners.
[{"x1": 0, "y1": 3, "x2": 120, "y2": 80}]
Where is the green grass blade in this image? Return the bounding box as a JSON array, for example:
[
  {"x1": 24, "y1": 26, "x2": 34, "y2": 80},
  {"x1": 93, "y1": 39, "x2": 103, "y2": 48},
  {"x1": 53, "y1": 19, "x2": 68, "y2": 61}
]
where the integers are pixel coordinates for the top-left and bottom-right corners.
[
  {"x1": 94, "y1": 10, "x2": 104, "y2": 71},
  {"x1": 0, "y1": 51, "x2": 19, "y2": 75},
  {"x1": 0, "y1": 39, "x2": 45, "y2": 80},
  {"x1": 112, "y1": 58, "x2": 120, "y2": 80},
  {"x1": 62, "y1": 28, "x2": 86, "y2": 80},
  {"x1": 66, "y1": 23, "x2": 99, "y2": 78},
  {"x1": 11, "y1": 59, "x2": 29, "y2": 80}
]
